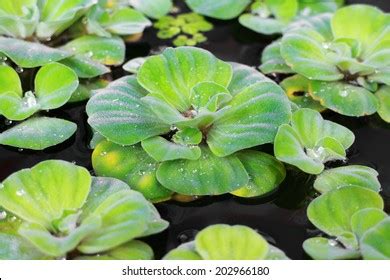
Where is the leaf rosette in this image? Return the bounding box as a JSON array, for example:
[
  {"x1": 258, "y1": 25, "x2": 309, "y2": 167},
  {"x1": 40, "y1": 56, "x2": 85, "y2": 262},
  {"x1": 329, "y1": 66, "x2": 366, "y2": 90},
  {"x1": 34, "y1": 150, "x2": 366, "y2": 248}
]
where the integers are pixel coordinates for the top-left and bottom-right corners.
[
  {"x1": 163, "y1": 224, "x2": 289, "y2": 260},
  {"x1": 303, "y1": 185, "x2": 390, "y2": 260},
  {"x1": 261, "y1": 5, "x2": 390, "y2": 121},
  {"x1": 274, "y1": 108, "x2": 354, "y2": 174},
  {"x1": 87, "y1": 47, "x2": 291, "y2": 199},
  {"x1": 239, "y1": 0, "x2": 343, "y2": 35},
  {"x1": 0, "y1": 160, "x2": 167, "y2": 260}
]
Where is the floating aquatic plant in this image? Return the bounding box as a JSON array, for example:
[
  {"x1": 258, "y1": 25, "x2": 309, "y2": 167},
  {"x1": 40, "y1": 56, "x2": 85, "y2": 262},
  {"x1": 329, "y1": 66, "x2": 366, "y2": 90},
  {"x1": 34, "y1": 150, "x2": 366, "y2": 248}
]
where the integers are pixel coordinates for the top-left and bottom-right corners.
[
  {"x1": 239, "y1": 0, "x2": 343, "y2": 35},
  {"x1": 0, "y1": 160, "x2": 168, "y2": 260},
  {"x1": 154, "y1": 13, "x2": 213, "y2": 47},
  {"x1": 303, "y1": 185, "x2": 390, "y2": 260},
  {"x1": 0, "y1": 62, "x2": 79, "y2": 149},
  {"x1": 185, "y1": 0, "x2": 251, "y2": 20},
  {"x1": 261, "y1": 5, "x2": 390, "y2": 121},
  {"x1": 274, "y1": 108, "x2": 354, "y2": 174},
  {"x1": 164, "y1": 224, "x2": 288, "y2": 260},
  {"x1": 87, "y1": 47, "x2": 291, "y2": 200}
]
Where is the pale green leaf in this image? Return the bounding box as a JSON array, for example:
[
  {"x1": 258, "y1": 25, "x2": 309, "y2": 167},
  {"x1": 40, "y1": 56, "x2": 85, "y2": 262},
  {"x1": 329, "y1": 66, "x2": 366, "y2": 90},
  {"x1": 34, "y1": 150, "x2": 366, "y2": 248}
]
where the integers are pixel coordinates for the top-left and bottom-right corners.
[
  {"x1": 156, "y1": 146, "x2": 249, "y2": 195},
  {"x1": 303, "y1": 237, "x2": 360, "y2": 260},
  {"x1": 361, "y1": 218, "x2": 390, "y2": 260},
  {"x1": 130, "y1": 0, "x2": 172, "y2": 19},
  {"x1": 195, "y1": 225, "x2": 269, "y2": 260},
  {"x1": 314, "y1": 165, "x2": 381, "y2": 194},
  {"x1": 185, "y1": 0, "x2": 251, "y2": 20},
  {"x1": 351, "y1": 208, "x2": 387, "y2": 240},
  {"x1": 0, "y1": 117, "x2": 77, "y2": 150}
]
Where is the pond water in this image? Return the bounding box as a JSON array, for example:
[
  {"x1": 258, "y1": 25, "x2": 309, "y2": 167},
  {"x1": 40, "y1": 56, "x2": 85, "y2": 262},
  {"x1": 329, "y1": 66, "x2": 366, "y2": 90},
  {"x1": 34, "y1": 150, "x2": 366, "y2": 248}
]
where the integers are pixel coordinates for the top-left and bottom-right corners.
[{"x1": 0, "y1": 0, "x2": 389, "y2": 259}]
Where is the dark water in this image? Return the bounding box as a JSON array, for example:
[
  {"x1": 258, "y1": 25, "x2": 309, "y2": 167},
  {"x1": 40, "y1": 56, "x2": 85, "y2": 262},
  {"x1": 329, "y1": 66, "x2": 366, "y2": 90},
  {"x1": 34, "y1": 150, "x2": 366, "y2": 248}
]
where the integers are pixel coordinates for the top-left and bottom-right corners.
[{"x1": 0, "y1": 0, "x2": 389, "y2": 260}]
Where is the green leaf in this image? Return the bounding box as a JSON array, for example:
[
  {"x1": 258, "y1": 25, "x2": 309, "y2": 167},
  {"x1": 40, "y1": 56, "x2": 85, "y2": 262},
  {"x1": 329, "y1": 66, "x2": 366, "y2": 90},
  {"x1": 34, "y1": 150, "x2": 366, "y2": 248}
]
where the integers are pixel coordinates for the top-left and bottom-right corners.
[
  {"x1": 0, "y1": 233, "x2": 48, "y2": 260},
  {"x1": 78, "y1": 177, "x2": 167, "y2": 254},
  {"x1": 99, "y1": 7, "x2": 151, "y2": 35},
  {"x1": 274, "y1": 124, "x2": 324, "y2": 174},
  {"x1": 361, "y1": 218, "x2": 390, "y2": 260},
  {"x1": 185, "y1": 0, "x2": 251, "y2": 20},
  {"x1": 156, "y1": 146, "x2": 249, "y2": 195},
  {"x1": 351, "y1": 208, "x2": 387, "y2": 240},
  {"x1": 314, "y1": 165, "x2": 381, "y2": 194},
  {"x1": 280, "y1": 75, "x2": 325, "y2": 112},
  {"x1": 76, "y1": 240, "x2": 154, "y2": 260},
  {"x1": 60, "y1": 55, "x2": 110, "y2": 78},
  {"x1": 130, "y1": 0, "x2": 172, "y2": 19},
  {"x1": 274, "y1": 108, "x2": 354, "y2": 174},
  {"x1": 239, "y1": 14, "x2": 285, "y2": 35},
  {"x1": 195, "y1": 225, "x2": 269, "y2": 260},
  {"x1": 62, "y1": 35, "x2": 125, "y2": 66},
  {"x1": 87, "y1": 76, "x2": 170, "y2": 146},
  {"x1": 92, "y1": 140, "x2": 173, "y2": 202},
  {"x1": 123, "y1": 57, "x2": 146, "y2": 74},
  {"x1": 207, "y1": 81, "x2": 291, "y2": 157},
  {"x1": 231, "y1": 151, "x2": 286, "y2": 198},
  {"x1": 190, "y1": 82, "x2": 231, "y2": 112},
  {"x1": 0, "y1": 64, "x2": 22, "y2": 95},
  {"x1": 281, "y1": 28, "x2": 343, "y2": 81},
  {"x1": 163, "y1": 242, "x2": 202, "y2": 260},
  {"x1": 37, "y1": 0, "x2": 95, "y2": 39},
  {"x1": 266, "y1": 245, "x2": 290, "y2": 260},
  {"x1": 307, "y1": 186, "x2": 384, "y2": 245},
  {"x1": 0, "y1": 0, "x2": 39, "y2": 38},
  {"x1": 19, "y1": 216, "x2": 100, "y2": 257},
  {"x1": 172, "y1": 127, "x2": 202, "y2": 145},
  {"x1": 0, "y1": 117, "x2": 77, "y2": 150},
  {"x1": 303, "y1": 237, "x2": 360, "y2": 260},
  {"x1": 331, "y1": 5, "x2": 390, "y2": 51},
  {"x1": 376, "y1": 86, "x2": 390, "y2": 122},
  {"x1": 260, "y1": 40, "x2": 293, "y2": 74},
  {"x1": 228, "y1": 63, "x2": 271, "y2": 96},
  {"x1": 141, "y1": 136, "x2": 201, "y2": 161},
  {"x1": 0, "y1": 160, "x2": 91, "y2": 230},
  {"x1": 0, "y1": 37, "x2": 70, "y2": 68},
  {"x1": 310, "y1": 81, "x2": 379, "y2": 117},
  {"x1": 35, "y1": 62, "x2": 79, "y2": 109},
  {"x1": 266, "y1": 0, "x2": 298, "y2": 22},
  {"x1": 137, "y1": 47, "x2": 232, "y2": 111},
  {"x1": 68, "y1": 79, "x2": 108, "y2": 103}
]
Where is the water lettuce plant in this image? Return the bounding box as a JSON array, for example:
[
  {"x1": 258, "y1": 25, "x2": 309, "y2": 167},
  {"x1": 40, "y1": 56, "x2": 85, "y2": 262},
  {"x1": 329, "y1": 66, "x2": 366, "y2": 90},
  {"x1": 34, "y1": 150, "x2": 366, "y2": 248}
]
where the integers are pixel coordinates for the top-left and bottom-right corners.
[
  {"x1": 185, "y1": 0, "x2": 251, "y2": 20},
  {"x1": 154, "y1": 13, "x2": 213, "y2": 47},
  {"x1": 261, "y1": 5, "x2": 390, "y2": 121},
  {"x1": 0, "y1": 160, "x2": 168, "y2": 260},
  {"x1": 0, "y1": 62, "x2": 79, "y2": 149},
  {"x1": 87, "y1": 46, "x2": 291, "y2": 200},
  {"x1": 239, "y1": 0, "x2": 343, "y2": 35},
  {"x1": 163, "y1": 224, "x2": 289, "y2": 260},
  {"x1": 303, "y1": 185, "x2": 390, "y2": 260},
  {"x1": 274, "y1": 108, "x2": 354, "y2": 174}
]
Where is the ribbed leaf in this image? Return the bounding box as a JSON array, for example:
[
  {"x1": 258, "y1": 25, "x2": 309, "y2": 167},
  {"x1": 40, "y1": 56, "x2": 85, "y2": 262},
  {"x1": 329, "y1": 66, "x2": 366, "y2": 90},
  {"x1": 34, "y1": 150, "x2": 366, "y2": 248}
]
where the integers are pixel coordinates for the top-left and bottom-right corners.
[
  {"x1": 129, "y1": 0, "x2": 172, "y2": 19},
  {"x1": 141, "y1": 136, "x2": 201, "y2": 161},
  {"x1": 0, "y1": 160, "x2": 91, "y2": 230},
  {"x1": 207, "y1": 81, "x2": 291, "y2": 157},
  {"x1": 195, "y1": 225, "x2": 269, "y2": 260},
  {"x1": 92, "y1": 140, "x2": 173, "y2": 202},
  {"x1": 87, "y1": 76, "x2": 170, "y2": 145},
  {"x1": 185, "y1": 0, "x2": 251, "y2": 20},
  {"x1": 0, "y1": 117, "x2": 77, "y2": 150},
  {"x1": 310, "y1": 81, "x2": 379, "y2": 117},
  {"x1": 314, "y1": 165, "x2": 381, "y2": 193},
  {"x1": 303, "y1": 237, "x2": 360, "y2": 260},
  {"x1": 361, "y1": 218, "x2": 390, "y2": 260},
  {"x1": 0, "y1": 37, "x2": 70, "y2": 68},
  {"x1": 156, "y1": 146, "x2": 248, "y2": 195},
  {"x1": 62, "y1": 35, "x2": 125, "y2": 65},
  {"x1": 137, "y1": 47, "x2": 232, "y2": 111},
  {"x1": 231, "y1": 151, "x2": 285, "y2": 198},
  {"x1": 78, "y1": 177, "x2": 167, "y2": 254},
  {"x1": 307, "y1": 186, "x2": 384, "y2": 245}
]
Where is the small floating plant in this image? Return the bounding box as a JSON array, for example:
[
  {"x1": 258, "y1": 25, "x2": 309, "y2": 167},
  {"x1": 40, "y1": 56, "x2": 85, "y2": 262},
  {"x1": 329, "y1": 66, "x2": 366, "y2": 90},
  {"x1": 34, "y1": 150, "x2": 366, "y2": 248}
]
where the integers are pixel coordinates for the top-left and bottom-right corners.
[{"x1": 0, "y1": 0, "x2": 389, "y2": 261}]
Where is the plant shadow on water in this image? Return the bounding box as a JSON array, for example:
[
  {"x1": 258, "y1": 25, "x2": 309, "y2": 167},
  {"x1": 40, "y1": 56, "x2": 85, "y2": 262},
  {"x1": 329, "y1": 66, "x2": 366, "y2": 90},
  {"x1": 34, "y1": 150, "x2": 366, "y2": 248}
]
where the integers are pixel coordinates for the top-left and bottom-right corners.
[{"x1": 0, "y1": 0, "x2": 389, "y2": 260}]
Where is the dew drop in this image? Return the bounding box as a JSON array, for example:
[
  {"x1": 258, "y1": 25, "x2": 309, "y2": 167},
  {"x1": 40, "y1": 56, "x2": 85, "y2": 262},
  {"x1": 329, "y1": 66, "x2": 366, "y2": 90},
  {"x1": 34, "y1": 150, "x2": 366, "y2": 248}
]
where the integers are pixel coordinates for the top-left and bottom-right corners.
[
  {"x1": 340, "y1": 90, "x2": 348, "y2": 97},
  {"x1": 0, "y1": 211, "x2": 7, "y2": 220},
  {"x1": 16, "y1": 189, "x2": 26, "y2": 196},
  {"x1": 4, "y1": 119, "x2": 12, "y2": 125}
]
